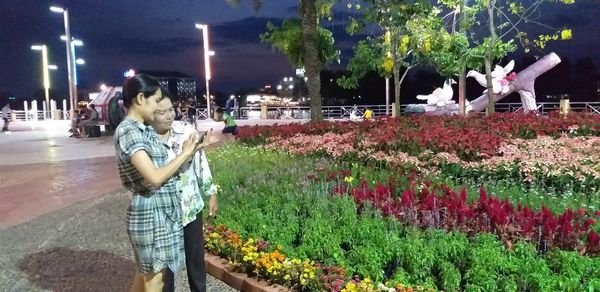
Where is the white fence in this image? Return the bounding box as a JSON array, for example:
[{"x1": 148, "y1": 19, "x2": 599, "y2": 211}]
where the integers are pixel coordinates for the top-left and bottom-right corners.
[{"x1": 7, "y1": 102, "x2": 600, "y2": 121}]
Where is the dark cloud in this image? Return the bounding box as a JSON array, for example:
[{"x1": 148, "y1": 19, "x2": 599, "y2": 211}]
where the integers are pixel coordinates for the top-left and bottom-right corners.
[
  {"x1": 0, "y1": 0, "x2": 598, "y2": 98},
  {"x1": 85, "y1": 34, "x2": 201, "y2": 56},
  {"x1": 211, "y1": 17, "x2": 283, "y2": 46}
]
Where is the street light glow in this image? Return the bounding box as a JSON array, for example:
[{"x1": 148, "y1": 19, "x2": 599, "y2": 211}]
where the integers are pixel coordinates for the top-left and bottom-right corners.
[
  {"x1": 209, "y1": 50, "x2": 215, "y2": 56},
  {"x1": 124, "y1": 69, "x2": 136, "y2": 77},
  {"x1": 195, "y1": 22, "x2": 212, "y2": 114},
  {"x1": 75, "y1": 59, "x2": 85, "y2": 65},
  {"x1": 50, "y1": 6, "x2": 65, "y2": 13},
  {"x1": 100, "y1": 83, "x2": 107, "y2": 91},
  {"x1": 48, "y1": 65, "x2": 58, "y2": 70},
  {"x1": 31, "y1": 45, "x2": 44, "y2": 50},
  {"x1": 60, "y1": 35, "x2": 84, "y2": 46}
]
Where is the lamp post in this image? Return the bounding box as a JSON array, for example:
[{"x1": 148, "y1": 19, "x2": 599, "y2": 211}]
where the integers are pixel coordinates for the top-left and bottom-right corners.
[
  {"x1": 50, "y1": 5, "x2": 76, "y2": 118},
  {"x1": 31, "y1": 45, "x2": 58, "y2": 119},
  {"x1": 61, "y1": 36, "x2": 84, "y2": 86},
  {"x1": 195, "y1": 23, "x2": 213, "y2": 116}
]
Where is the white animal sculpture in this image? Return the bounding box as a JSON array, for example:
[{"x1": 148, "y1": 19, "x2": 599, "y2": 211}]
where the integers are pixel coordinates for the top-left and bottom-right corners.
[
  {"x1": 467, "y1": 60, "x2": 515, "y2": 94},
  {"x1": 416, "y1": 79, "x2": 457, "y2": 107}
]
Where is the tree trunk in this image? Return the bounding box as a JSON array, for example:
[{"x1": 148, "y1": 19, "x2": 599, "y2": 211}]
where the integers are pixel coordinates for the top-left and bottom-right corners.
[
  {"x1": 484, "y1": 57, "x2": 495, "y2": 114},
  {"x1": 458, "y1": 0, "x2": 468, "y2": 115},
  {"x1": 300, "y1": 0, "x2": 323, "y2": 121},
  {"x1": 458, "y1": 70, "x2": 466, "y2": 115},
  {"x1": 485, "y1": 1, "x2": 497, "y2": 115}
]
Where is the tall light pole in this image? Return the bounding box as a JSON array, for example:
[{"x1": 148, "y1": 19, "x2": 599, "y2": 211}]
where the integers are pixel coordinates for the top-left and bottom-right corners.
[
  {"x1": 31, "y1": 45, "x2": 58, "y2": 119},
  {"x1": 50, "y1": 6, "x2": 76, "y2": 118},
  {"x1": 61, "y1": 36, "x2": 84, "y2": 86},
  {"x1": 195, "y1": 23, "x2": 212, "y2": 116}
]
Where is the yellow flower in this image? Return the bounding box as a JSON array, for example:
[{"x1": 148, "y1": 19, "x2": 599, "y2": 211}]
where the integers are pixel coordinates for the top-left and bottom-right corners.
[
  {"x1": 561, "y1": 29, "x2": 572, "y2": 40},
  {"x1": 344, "y1": 176, "x2": 354, "y2": 183}
]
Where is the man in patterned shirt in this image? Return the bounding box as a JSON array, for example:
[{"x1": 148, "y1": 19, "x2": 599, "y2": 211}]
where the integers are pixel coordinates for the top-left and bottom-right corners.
[{"x1": 150, "y1": 90, "x2": 218, "y2": 292}]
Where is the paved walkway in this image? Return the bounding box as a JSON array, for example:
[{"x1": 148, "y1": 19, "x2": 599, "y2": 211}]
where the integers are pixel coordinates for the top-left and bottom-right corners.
[{"x1": 0, "y1": 119, "x2": 307, "y2": 291}]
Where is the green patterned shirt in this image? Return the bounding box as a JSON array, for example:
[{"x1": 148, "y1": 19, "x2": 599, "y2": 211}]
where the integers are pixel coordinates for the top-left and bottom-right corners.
[{"x1": 164, "y1": 121, "x2": 217, "y2": 226}]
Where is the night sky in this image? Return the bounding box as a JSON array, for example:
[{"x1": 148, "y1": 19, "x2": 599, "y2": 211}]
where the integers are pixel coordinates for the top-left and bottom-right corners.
[{"x1": 0, "y1": 0, "x2": 599, "y2": 99}]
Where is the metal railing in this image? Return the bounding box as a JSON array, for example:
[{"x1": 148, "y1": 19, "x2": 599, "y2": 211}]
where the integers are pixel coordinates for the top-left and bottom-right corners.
[
  {"x1": 491, "y1": 102, "x2": 600, "y2": 115},
  {"x1": 9, "y1": 102, "x2": 600, "y2": 122},
  {"x1": 9, "y1": 110, "x2": 70, "y2": 121},
  {"x1": 197, "y1": 105, "x2": 392, "y2": 120}
]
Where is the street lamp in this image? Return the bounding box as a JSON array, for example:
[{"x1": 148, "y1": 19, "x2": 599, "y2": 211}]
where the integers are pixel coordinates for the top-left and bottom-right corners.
[
  {"x1": 50, "y1": 5, "x2": 77, "y2": 118},
  {"x1": 31, "y1": 45, "x2": 53, "y2": 118},
  {"x1": 195, "y1": 23, "x2": 213, "y2": 115},
  {"x1": 60, "y1": 36, "x2": 83, "y2": 86}
]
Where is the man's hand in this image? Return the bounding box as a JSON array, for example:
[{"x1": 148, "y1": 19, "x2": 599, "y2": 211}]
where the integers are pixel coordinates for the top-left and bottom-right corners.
[{"x1": 208, "y1": 194, "x2": 218, "y2": 217}]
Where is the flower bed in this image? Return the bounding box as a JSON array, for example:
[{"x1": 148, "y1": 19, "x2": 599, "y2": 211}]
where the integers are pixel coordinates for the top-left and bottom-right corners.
[
  {"x1": 207, "y1": 144, "x2": 600, "y2": 291},
  {"x1": 317, "y1": 171, "x2": 600, "y2": 256},
  {"x1": 238, "y1": 113, "x2": 600, "y2": 203},
  {"x1": 205, "y1": 224, "x2": 432, "y2": 292}
]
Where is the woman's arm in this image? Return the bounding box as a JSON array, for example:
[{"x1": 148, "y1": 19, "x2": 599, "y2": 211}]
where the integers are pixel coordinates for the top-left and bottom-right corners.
[
  {"x1": 131, "y1": 150, "x2": 193, "y2": 187},
  {"x1": 129, "y1": 133, "x2": 203, "y2": 187}
]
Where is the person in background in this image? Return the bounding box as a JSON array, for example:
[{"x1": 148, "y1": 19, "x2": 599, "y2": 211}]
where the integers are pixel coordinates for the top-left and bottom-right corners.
[
  {"x1": 364, "y1": 108, "x2": 373, "y2": 120},
  {"x1": 80, "y1": 104, "x2": 100, "y2": 137},
  {"x1": 149, "y1": 90, "x2": 218, "y2": 292},
  {"x1": 225, "y1": 95, "x2": 235, "y2": 116},
  {"x1": 112, "y1": 74, "x2": 205, "y2": 292},
  {"x1": 2, "y1": 103, "x2": 12, "y2": 131},
  {"x1": 215, "y1": 107, "x2": 238, "y2": 136}
]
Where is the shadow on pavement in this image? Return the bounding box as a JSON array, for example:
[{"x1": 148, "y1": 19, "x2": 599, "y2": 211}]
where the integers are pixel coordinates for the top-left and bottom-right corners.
[{"x1": 20, "y1": 247, "x2": 135, "y2": 291}]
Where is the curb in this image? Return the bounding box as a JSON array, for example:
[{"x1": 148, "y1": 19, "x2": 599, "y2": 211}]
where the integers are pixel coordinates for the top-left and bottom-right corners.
[{"x1": 204, "y1": 252, "x2": 290, "y2": 292}]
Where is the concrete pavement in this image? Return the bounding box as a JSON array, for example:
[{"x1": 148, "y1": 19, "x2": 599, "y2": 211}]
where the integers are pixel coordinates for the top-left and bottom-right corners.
[{"x1": 0, "y1": 118, "x2": 307, "y2": 291}]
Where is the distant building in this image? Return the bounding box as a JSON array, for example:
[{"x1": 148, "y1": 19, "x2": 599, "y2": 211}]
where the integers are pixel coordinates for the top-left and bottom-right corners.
[{"x1": 138, "y1": 70, "x2": 196, "y2": 102}]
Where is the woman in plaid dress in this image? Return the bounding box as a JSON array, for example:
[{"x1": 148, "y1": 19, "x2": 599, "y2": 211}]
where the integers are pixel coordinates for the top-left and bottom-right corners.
[{"x1": 113, "y1": 74, "x2": 206, "y2": 292}]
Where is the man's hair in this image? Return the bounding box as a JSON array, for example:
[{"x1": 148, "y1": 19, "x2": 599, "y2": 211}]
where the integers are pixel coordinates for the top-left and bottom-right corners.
[{"x1": 90, "y1": 104, "x2": 95, "y2": 109}]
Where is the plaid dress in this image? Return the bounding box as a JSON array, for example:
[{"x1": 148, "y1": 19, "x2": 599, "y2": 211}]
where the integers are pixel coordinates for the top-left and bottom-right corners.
[{"x1": 114, "y1": 117, "x2": 185, "y2": 274}]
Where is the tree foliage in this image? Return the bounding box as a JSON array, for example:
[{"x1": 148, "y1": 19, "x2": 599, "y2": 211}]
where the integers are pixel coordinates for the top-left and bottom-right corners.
[{"x1": 260, "y1": 19, "x2": 340, "y2": 69}]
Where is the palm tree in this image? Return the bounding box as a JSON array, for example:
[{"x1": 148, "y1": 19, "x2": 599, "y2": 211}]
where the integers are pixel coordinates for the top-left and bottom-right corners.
[{"x1": 227, "y1": 0, "x2": 325, "y2": 121}]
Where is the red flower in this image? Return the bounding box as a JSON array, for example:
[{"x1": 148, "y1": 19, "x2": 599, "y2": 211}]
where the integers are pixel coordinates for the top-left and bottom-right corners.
[{"x1": 504, "y1": 72, "x2": 517, "y2": 81}]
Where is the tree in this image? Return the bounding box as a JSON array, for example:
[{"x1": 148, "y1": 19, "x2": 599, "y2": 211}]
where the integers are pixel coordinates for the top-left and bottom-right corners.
[
  {"x1": 227, "y1": 0, "x2": 337, "y2": 121},
  {"x1": 474, "y1": 0, "x2": 575, "y2": 113},
  {"x1": 406, "y1": 0, "x2": 486, "y2": 115},
  {"x1": 339, "y1": 0, "x2": 432, "y2": 115}
]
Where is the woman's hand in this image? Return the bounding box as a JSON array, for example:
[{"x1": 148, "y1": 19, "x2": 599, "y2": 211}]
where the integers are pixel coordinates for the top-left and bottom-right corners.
[{"x1": 181, "y1": 132, "x2": 203, "y2": 157}]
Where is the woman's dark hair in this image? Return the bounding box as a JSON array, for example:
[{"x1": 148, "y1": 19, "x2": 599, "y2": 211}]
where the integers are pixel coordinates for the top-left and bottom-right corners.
[{"x1": 121, "y1": 74, "x2": 161, "y2": 108}]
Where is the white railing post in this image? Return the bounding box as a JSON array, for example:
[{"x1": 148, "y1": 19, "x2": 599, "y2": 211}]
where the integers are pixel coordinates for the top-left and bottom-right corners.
[
  {"x1": 63, "y1": 99, "x2": 68, "y2": 120},
  {"x1": 31, "y1": 101, "x2": 38, "y2": 121},
  {"x1": 24, "y1": 101, "x2": 29, "y2": 121}
]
